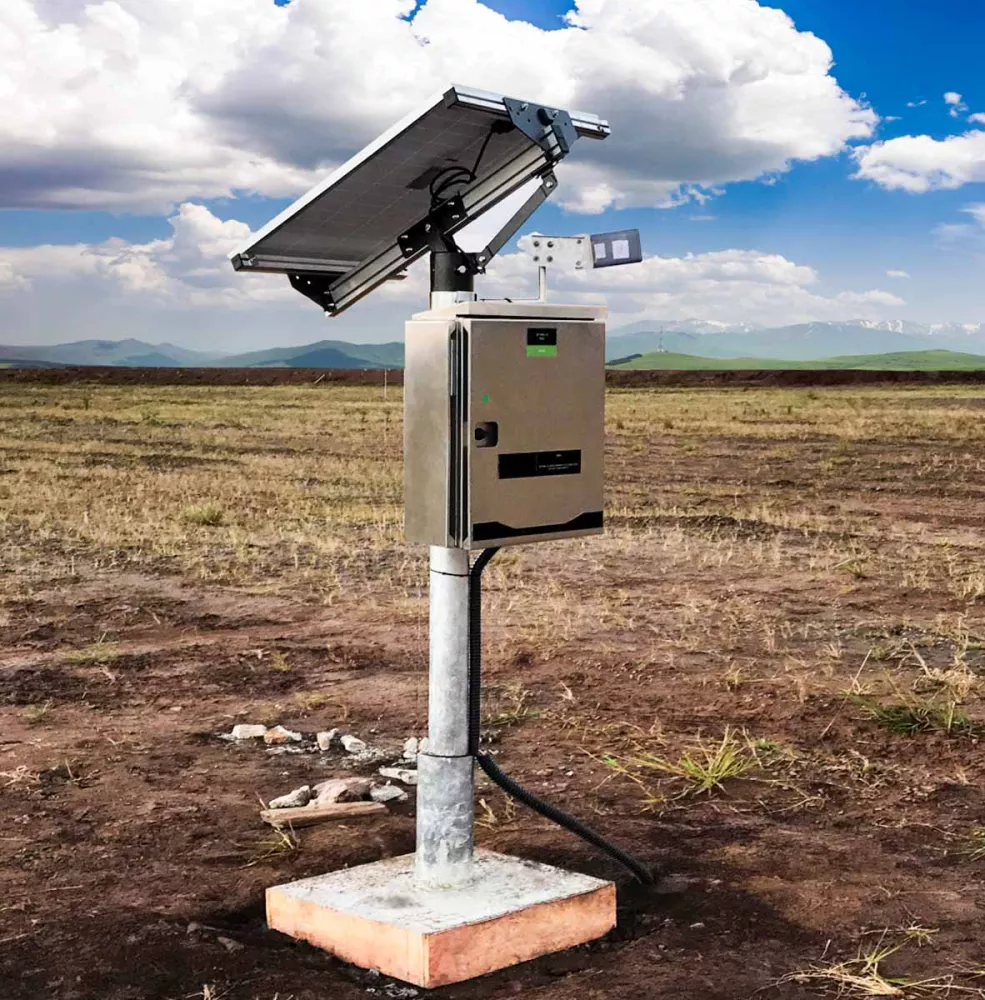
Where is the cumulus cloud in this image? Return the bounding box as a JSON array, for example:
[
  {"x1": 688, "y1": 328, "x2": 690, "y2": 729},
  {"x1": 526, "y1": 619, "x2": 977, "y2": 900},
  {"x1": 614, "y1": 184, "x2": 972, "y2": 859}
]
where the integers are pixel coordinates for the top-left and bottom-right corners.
[
  {"x1": 0, "y1": 0, "x2": 875, "y2": 213},
  {"x1": 886, "y1": 269, "x2": 910, "y2": 278},
  {"x1": 853, "y1": 130, "x2": 985, "y2": 192},
  {"x1": 0, "y1": 204, "x2": 905, "y2": 342},
  {"x1": 0, "y1": 203, "x2": 294, "y2": 307},
  {"x1": 944, "y1": 91, "x2": 968, "y2": 117},
  {"x1": 968, "y1": 112, "x2": 985, "y2": 125},
  {"x1": 481, "y1": 237, "x2": 904, "y2": 327}
]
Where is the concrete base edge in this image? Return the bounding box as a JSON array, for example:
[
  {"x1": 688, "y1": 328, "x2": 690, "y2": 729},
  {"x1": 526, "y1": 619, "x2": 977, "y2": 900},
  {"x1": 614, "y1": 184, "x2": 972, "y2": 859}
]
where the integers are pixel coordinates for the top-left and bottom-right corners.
[{"x1": 266, "y1": 849, "x2": 617, "y2": 988}]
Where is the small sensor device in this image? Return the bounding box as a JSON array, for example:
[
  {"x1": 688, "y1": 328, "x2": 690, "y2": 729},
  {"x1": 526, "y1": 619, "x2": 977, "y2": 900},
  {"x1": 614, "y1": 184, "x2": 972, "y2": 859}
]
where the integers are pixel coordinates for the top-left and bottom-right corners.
[{"x1": 589, "y1": 229, "x2": 643, "y2": 269}]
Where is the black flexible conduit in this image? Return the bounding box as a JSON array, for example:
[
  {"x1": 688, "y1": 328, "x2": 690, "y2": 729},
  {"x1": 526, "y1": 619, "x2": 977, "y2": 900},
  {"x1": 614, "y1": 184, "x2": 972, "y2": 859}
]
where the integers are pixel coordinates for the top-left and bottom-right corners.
[{"x1": 468, "y1": 547, "x2": 655, "y2": 885}]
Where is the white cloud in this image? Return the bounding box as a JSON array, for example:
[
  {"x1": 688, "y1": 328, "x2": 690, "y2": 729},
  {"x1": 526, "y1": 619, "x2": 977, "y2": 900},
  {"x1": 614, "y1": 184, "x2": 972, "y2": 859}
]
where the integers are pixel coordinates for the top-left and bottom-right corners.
[
  {"x1": 0, "y1": 0, "x2": 876, "y2": 213},
  {"x1": 906, "y1": 100, "x2": 927, "y2": 108},
  {"x1": 481, "y1": 238, "x2": 905, "y2": 328},
  {"x1": 886, "y1": 269, "x2": 910, "y2": 278},
  {"x1": 0, "y1": 203, "x2": 293, "y2": 307},
  {"x1": 964, "y1": 203, "x2": 985, "y2": 227},
  {"x1": 968, "y1": 112, "x2": 985, "y2": 125},
  {"x1": 944, "y1": 92, "x2": 968, "y2": 118},
  {"x1": 0, "y1": 205, "x2": 905, "y2": 343},
  {"x1": 853, "y1": 129, "x2": 985, "y2": 192},
  {"x1": 934, "y1": 202, "x2": 985, "y2": 247}
]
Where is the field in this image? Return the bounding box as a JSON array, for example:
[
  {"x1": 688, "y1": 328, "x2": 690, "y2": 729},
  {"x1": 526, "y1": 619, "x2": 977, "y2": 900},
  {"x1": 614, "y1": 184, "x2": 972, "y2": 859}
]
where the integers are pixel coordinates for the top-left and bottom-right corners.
[
  {"x1": 611, "y1": 348, "x2": 985, "y2": 370},
  {"x1": 2, "y1": 381, "x2": 985, "y2": 1000}
]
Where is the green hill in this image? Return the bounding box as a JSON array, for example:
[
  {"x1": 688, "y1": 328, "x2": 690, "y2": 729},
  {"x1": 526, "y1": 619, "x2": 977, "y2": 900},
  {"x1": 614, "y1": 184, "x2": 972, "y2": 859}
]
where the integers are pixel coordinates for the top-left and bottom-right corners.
[
  {"x1": 217, "y1": 340, "x2": 404, "y2": 369},
  {"x1": 610, "y1": 349, "x2": 985, "y2": 371}
]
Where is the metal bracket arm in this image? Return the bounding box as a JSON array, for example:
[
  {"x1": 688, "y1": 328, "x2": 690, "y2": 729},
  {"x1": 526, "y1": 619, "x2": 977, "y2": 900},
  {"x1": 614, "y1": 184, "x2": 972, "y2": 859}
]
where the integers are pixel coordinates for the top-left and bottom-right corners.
[{"x1": 475, "y1": 172, "x2": 557, "y2": 269}]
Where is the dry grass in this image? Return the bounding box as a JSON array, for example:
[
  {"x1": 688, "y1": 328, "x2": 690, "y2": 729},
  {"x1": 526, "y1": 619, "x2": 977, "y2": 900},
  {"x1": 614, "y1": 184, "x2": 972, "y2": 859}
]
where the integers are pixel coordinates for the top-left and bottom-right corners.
[
  {"x1": 602, "y1": 727, "x2": 764, "y2": 800},
  {"x1": 780, "y1": 932, "x2": 985, "y2": 998}
]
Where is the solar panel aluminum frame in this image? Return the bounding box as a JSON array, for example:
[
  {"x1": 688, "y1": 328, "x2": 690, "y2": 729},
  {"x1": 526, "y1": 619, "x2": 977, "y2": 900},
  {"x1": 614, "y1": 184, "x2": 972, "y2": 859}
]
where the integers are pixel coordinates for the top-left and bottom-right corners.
[{"x1": 229, "y1": 85, "x2": 610, "y2": 316}]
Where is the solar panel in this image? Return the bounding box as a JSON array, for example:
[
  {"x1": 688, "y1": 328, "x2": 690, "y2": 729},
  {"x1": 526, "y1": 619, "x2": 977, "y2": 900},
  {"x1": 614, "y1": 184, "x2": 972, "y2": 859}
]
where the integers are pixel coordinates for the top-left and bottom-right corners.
[{"x1": 229, "y1": 85, "x2": 609, "y2": 315}]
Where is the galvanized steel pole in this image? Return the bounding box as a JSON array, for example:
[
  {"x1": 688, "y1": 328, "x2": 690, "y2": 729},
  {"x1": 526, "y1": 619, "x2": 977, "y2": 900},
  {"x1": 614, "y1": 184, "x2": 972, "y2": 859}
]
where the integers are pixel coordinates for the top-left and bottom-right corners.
[{"x1": 414, "y1": 259, "x2": 477, "y2": 888}]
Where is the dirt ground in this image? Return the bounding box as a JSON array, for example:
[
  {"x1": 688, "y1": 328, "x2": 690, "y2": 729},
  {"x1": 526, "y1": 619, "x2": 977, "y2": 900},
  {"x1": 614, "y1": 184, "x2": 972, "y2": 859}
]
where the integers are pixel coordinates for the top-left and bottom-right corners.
[
  {"x1": 2, "y1": 382, "x2": 984, "y2": 1000},
  {"x1": 5, "y1": 364, "x2": 985, "y2": 388}
]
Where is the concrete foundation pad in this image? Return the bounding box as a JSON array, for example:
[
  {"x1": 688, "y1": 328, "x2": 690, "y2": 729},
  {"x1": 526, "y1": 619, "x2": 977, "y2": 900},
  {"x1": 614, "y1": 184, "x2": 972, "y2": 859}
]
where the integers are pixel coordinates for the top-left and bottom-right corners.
[{"x1": 266, "y1": 849, "x2": 616, "y2": 987}]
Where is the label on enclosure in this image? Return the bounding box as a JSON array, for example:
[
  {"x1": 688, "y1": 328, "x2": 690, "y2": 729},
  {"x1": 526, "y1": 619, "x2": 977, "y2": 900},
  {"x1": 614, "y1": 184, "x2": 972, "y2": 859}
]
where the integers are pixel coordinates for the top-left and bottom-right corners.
[
  {"x1": 526, "y1": 327, "x2": 558, "y2": 357},
  {"x1": 498, "y1": 450, "x2": 582, "y2": 479}
]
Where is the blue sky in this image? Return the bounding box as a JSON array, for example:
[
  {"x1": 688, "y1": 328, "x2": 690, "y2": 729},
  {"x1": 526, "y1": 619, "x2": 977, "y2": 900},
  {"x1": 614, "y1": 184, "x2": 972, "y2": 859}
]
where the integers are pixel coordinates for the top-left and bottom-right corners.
[{"x1": 1, "y1": 0, "x2": 984, "y2": 349}]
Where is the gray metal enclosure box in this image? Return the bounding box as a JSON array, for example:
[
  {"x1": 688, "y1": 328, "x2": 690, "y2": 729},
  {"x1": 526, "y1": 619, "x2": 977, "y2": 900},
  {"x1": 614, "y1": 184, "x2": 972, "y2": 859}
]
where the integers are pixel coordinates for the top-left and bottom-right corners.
[{"x1": 405, "y1": 301, "x2": 606, "y2": 549}]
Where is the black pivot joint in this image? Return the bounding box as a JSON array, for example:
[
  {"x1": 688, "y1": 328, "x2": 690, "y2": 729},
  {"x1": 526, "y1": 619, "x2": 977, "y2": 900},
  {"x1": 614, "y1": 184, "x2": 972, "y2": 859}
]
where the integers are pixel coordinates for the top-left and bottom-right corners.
[{"x1": 430, "y1": 247, "x2": 478, "y2": 295}]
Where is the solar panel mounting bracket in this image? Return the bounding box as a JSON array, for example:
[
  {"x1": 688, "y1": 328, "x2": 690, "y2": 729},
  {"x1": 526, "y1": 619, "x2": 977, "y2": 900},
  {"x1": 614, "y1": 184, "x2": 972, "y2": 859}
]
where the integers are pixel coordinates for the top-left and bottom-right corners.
[
  {"x1": 287, "y1": 271, "x2": 336, "y2": 310},
  {"x1": 397, "y1": 196, "x2": 470, "y2": 259},
  {"x1": 501, "y1": 98, "x2": 577, "y2": 160}
]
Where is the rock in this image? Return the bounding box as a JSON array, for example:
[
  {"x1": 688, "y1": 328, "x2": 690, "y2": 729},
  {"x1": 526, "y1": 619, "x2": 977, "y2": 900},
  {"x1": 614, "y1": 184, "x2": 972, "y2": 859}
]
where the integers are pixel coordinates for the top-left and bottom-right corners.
[
  {"x1": 340, "y1": 734, "x2": 367, "y2": 754},
  {"x1": 402, "y1": 737, "x2": 419, "y2": 759},
  {"x1": 217, "y1": 935, "x2": 243, "y2": 953},
  {"x1": 312, "y1": 777, "x2": 372, "y2": 804},
  {"x1": 654, "y1": 873, "x2": 694, "y2": 895},
  {"x1": 186, "y1": 922, "x2": 201, "y2": 935},
  {"x1": 230, "y1": 724, "x2": 267, "y2": 740},
  {"x1": 370, "y1": 784, "x2": 408, "y2": 803},
  {"x1": 264, "y1": 725, "x2": 302, "y2": 745},
  {"x1": 268, "y1": 785, "x2": 311, "y2": 809},
  {"x1": 378, "y1": 766, "x2": 418, "y2": 785},
  {"x1": 316, "y1": 729, "x2": 338, "y2": 751},
  {"x1": 419, "y1": 738, "x2": 429, "y2": 753}
]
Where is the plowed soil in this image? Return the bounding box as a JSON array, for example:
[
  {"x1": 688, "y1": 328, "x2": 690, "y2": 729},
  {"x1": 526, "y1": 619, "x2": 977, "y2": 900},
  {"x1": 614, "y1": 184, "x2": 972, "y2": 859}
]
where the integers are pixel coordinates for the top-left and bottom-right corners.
[{"x1": 2, "y1": 382, "x2": 984, "y2": 1000}]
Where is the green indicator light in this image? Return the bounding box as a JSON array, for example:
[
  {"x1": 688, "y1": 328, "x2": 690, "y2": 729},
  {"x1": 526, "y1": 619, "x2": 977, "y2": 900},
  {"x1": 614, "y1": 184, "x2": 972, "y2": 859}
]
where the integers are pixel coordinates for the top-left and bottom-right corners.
[
  {"x1": 526, "y1": 345, "x2": 558, "y2": 358},
  {"x1": 482, "y1": 393, "x2": 490, "y2": 403}
]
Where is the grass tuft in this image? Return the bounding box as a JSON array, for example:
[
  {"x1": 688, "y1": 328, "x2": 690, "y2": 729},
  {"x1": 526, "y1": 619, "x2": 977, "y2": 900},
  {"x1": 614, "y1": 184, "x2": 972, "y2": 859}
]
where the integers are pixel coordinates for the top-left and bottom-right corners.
[
  {"x1": 780, "y1": 932, "x2": 985, "y2": 998},
  {"x1": 23, "y1": 701, "x2": 53, "y2": 725},
  {"x1": 854, "y1": 694, "x2": 979, "y2": 737},
  {"x1": 605, "y1": 726, "x2": 757, "y2": 798},
  {"x1": 966, "y1": 828, "x2": 985, "y2": 862},
  {"x1": 180, "y1": 504, "x2": 225, "y2": 527},
  {"x1": 66, "y1": 639, "x2": 119, "y2": 665}
]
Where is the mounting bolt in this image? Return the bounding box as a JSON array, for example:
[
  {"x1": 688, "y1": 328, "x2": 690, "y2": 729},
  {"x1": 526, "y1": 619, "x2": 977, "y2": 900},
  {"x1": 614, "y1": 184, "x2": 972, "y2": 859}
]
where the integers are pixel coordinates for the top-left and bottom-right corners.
[
  {"x1": 547, "y1": 255, "x2": 553, "y2": 262},
  {"x1": 533, "y1": 240, "x2": 540, "y2": 247},
  {"x1": 533, "y1": 255, "x2": 540, "y2": 261},
  {"x1": 547, "y1": 240, "x2": 554, "y2": 248}
]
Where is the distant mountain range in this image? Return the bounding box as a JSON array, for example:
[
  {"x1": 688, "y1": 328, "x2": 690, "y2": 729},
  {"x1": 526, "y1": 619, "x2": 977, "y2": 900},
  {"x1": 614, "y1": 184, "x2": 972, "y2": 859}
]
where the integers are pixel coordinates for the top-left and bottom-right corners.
[
  {"x1": 2, "y1": 320, "x2": 984, "y2": 370},
  {"x1": 610, "y1": 349, "x2": 985, "y2": 372},
  {"x1": 0, "y1": 338, "x2": 404, "y2": 369},
  {"x1": 604, "y1": 320, "x2": 985, "y2": 362}
]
